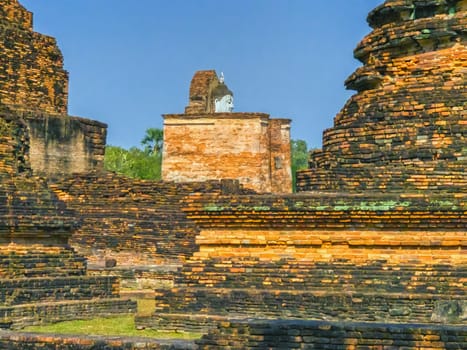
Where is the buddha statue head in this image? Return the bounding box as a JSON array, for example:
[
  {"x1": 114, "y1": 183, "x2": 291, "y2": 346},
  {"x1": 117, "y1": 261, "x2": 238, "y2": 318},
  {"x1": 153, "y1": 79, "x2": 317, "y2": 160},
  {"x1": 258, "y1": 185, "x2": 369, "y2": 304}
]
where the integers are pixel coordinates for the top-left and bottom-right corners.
[{"x1": 212, "y1": 73, "x2": 234, "y2": 113}]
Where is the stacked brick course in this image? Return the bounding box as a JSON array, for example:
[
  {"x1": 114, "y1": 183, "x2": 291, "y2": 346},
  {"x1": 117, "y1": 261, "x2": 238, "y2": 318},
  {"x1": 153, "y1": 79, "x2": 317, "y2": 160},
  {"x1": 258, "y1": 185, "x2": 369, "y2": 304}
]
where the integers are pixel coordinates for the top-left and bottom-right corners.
[
  {"x1": 0, "y1": 0, "x2": 67, "y2": 114},
  {"x1": 1, "y1": 0, "x2": 466, "y2": 348},
  {"x1": 0, "y1": 180, "x2": 136, "y2": 329},
  {"x1": 297, "y1": 0, "x2": 466, "y2": 192},
  {"x1": 197, "y1": 320, "x2": 467, "y2": 349}
]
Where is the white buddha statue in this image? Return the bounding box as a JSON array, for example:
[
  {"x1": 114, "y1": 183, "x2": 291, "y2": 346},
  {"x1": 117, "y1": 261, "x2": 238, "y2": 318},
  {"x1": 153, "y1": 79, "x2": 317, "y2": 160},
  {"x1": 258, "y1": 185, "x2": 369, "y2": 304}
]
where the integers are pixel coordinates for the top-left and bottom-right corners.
[
  {"x1": 215, "y1": 94, "x2": 234, "y2": 113},
  {"x1": 213, "y1": 72, "x2": 234, "y2": 113}
]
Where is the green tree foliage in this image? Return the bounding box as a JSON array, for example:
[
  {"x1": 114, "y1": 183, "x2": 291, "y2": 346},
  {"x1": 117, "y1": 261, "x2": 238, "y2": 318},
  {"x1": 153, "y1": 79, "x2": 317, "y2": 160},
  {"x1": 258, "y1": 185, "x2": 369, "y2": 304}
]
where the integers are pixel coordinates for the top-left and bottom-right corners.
[
  {"x1": 104, "y1": 128, "x2": 163, "y2": 180},
  {"x1": 141, "y1": 127, "x2": 164, "y2": 156},
  {"x1": 291, "y1": 139, "x2": 310, "y2": 192}
]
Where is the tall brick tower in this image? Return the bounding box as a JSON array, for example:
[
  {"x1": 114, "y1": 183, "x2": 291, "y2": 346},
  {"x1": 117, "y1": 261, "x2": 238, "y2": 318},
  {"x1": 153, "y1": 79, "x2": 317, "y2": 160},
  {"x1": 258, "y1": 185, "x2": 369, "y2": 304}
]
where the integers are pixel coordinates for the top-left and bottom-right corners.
[
  {"x1": 297, "y1": 0, "x2": 466, "y2": 192},
  {"x1": 0, "y1": 0, "x2": 68, "y2": 114},
  {"x1": 0, "y1": 0, "x2": 107, "y2": 177}
]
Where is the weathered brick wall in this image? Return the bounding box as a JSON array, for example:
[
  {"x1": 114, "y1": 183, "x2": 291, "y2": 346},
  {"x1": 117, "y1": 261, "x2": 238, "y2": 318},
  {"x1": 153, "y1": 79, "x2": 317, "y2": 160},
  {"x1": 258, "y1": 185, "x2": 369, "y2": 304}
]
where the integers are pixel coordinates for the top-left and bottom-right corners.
[
  {"x1": 269, "y1": 118, "x2": 292, "y2": 193},
  {"x1": 0, "y1": 113, "x2": 30, "y2": 174},
  {"x1": 0, "y1": 0, "x2": 32, "y2": 29},
  {"x1": 0, "y1": 0, "x2": 68, "y2": 114},
  {"x1": 0, "y1": 331, "x2": 196, "y2": 350},
  {"x1": 143, "y1": 253, "x2": 466, "y2": 331},
  {"x1": 162, "y1": 113, "x2": 292, "y2": 193},
  {"x1": 0, "y1": 113, "x2": 135, "y2": 331},
  {"x1": 0, "y1": 109, "x2": 108, "y2": 180},
  {"x1": 26, "y1": 113, "x2": 107, "y2": 177},
  {"x1": 197, "y1": 320, "x2": 467, "y2": 350},
  {"x1": 181, "y1": 193, "x2": 466, "y2": 231},
  {"x1": 0, "y1": 276, "x2": 119, "y2": 305},
  {"x1": 0, "y1": 247, "x2": 86, "y2": 278},
  {"x1": 50, "y1": 174, "x2": 251, "y2": 265},
  {"x1": 147, "y1": 258, "x2": 466, "y2": 326},
  {"x1": 0, "y1": 107, "x2": 107, "y2": 180},
  {"x1": 0, "y1": 174, "x2": 78, "y2": 242},
  {"x1": 175, "y1": 258, "x2": 466, "y2": 292},
  {"x1": 0, "y1": 174, "x2": 136, "y2": 329},
  {"x1": 1, "y1": 299, "x2": 137, "y2": 329},
  {"x1": 191, "y1": 229, "x2": 466, "y2": 264},
  {"x1": 0, "y1": 116, "x2": 78, "y2": 240},
  {"x1": 136, "y1": 191, "x2": 466, "y2": 332},
  {"x1": 184, "y1": 70, "x2": 218, "y2": 114},
  {"x1": 0, "y1": 270, "x2": 138, "y2": 329},
  {"x1": 297, "y1": 0, "x2": 467, "y2": 192}
]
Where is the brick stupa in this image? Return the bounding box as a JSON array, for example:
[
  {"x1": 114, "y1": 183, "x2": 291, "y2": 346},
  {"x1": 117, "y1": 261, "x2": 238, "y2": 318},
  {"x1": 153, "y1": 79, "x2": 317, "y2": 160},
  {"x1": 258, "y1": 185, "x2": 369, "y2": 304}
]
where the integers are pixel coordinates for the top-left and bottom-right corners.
[{"x1": 297, "y1": 0, "x2": 466, "y2": 192}]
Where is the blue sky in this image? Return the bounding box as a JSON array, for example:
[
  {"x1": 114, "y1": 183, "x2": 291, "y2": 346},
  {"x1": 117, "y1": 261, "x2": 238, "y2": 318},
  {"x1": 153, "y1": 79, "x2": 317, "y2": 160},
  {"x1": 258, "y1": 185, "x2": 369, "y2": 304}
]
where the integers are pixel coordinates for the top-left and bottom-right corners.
[{"x1": 20, "y1": 0, "x2": 382, "y2": 149}]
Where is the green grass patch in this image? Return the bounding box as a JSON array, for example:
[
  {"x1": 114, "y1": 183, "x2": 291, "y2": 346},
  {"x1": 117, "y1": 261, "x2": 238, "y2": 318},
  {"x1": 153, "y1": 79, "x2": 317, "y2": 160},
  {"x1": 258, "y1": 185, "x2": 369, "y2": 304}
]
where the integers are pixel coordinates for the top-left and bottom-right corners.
[{"x1": 23, "y1": 315, "x2": 202, "y2": 340}]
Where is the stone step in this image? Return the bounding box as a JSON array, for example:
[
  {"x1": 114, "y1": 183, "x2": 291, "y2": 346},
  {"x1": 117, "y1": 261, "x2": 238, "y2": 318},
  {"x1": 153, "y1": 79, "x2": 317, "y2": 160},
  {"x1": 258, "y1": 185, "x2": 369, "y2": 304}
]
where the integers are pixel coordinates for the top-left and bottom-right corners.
[
  {"x1": 0, "y1": 330, "x2": 197, "y2": 349},
  {"x1": 151, "y1": 287, "x2": 466, "y2": 326}
]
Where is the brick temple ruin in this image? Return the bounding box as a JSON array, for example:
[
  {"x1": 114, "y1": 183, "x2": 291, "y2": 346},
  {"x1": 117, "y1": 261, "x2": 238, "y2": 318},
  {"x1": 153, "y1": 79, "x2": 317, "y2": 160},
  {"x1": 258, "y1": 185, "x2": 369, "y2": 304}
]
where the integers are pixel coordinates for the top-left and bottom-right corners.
[
  {"x1": 0, "y1": 0, "x2": 466, "y2": 349},
  {"x1": 162, "y1": 70, "x2": 292, "y2": 194},
  {"x1": 137, "y1": 0, "x2": 467, "y2": 347},
  {"x1": 0, "y1": 113, "x2": 136, "y2": 329},
  {"x1": 0, "y1": 0, "x2": 137, "y2": 333}
]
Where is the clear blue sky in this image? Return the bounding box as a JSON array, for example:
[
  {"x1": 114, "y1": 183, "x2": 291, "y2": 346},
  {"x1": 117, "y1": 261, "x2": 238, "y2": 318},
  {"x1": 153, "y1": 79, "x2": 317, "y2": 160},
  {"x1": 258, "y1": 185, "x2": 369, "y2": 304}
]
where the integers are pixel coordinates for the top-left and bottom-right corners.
[{"x1": 20, "y1": 0, "x2": 382, "y2": 149}]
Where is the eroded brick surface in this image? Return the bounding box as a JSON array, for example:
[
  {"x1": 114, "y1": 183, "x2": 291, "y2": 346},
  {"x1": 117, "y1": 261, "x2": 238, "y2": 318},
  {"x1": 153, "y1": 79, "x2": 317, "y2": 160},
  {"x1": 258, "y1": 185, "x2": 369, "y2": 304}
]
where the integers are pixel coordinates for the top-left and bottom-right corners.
[
  {"x1": 0, "y1": 0, "x2": 67, "y2": 114},
  {"x1": 297, "y1": 0, "x2": 467, "y2": 192},
  {"x1": 50, "y1": 175, "x2": 251, "y2": 266},
  {"x1": 136, "y1": 192, "x2": 466, "y2": 332},
  {"x1": 197, "y1": 320, "x2": 467, "y2": 350},
  {"x1": 0, "y1": 0, "x2": 466, "y2": 348}
]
